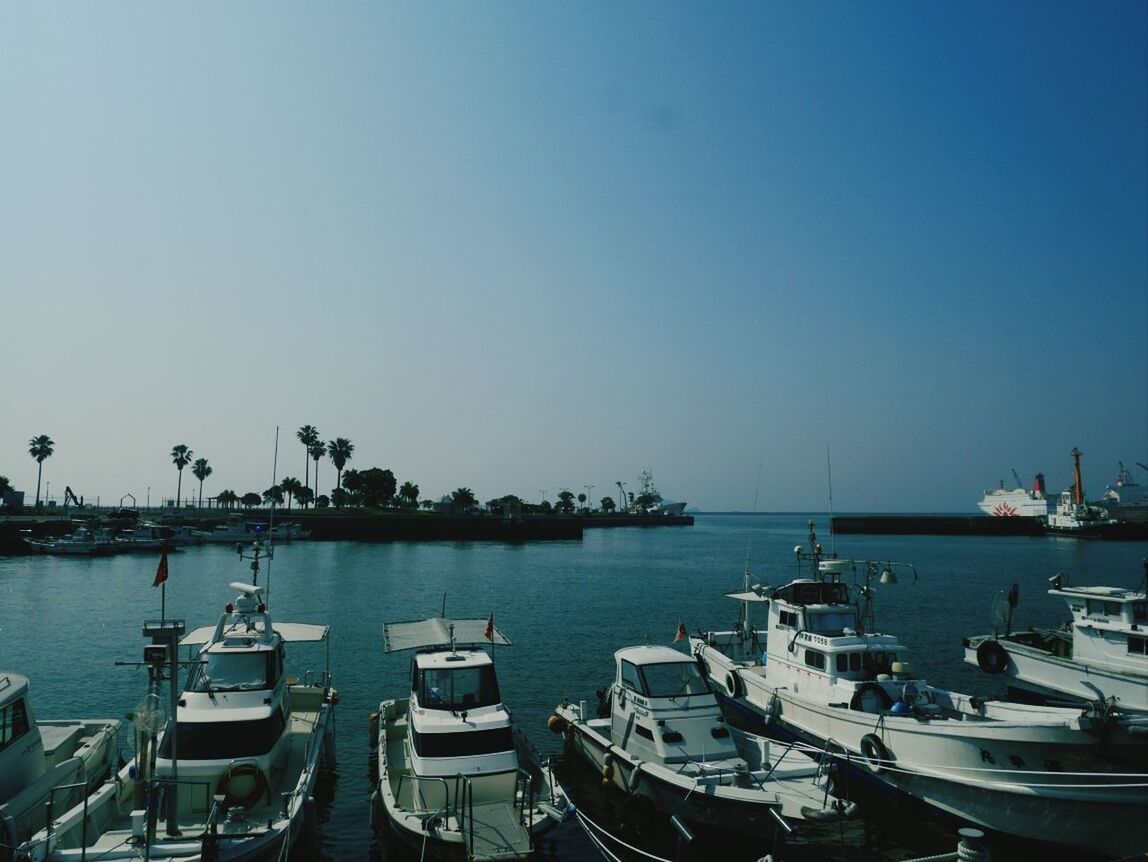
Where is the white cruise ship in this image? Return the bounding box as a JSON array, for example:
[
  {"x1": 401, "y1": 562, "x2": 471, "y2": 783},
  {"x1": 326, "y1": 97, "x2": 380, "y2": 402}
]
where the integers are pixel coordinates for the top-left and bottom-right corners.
[{"x1": 977, "y1": 472, "x2": 1052, "y2": 518}]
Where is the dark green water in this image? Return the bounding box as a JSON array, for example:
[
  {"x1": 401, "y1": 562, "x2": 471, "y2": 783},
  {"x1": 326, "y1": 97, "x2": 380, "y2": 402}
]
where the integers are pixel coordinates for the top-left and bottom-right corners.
[{"x1": 2, "y1": 514, "x2": 1144, "y2": 860}]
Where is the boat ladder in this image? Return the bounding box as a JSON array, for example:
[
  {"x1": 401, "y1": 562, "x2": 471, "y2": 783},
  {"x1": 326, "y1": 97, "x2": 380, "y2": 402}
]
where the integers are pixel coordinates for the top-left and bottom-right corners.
[{"x1": 457, "y1": 771, "x2": 535, "y2": 861}]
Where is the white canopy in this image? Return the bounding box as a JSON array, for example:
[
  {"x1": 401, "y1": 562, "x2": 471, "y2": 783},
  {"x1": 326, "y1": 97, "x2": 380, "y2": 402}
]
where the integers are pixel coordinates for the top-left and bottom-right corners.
[
  {"x1": 725, "y1": 587, "x2": 771, "y2": 603},
  {"x1": 181, "y1": 621, "x2": 329, "y2": 646},
  {"x1": 384, "y1": 617, "x2": 510, "y2": 652}
]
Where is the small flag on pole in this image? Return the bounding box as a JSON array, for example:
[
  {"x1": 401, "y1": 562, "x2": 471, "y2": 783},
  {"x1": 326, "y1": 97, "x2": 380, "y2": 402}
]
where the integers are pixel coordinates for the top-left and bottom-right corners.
[
  {"x1": 673, "y1": 619, "x2": 687, "y2": 643},
  {"x1": 153, "y1": 551, "x2": 169, "y2": 587},
  {"x1": 484, "y1": 612, "x2": 494, "y2": 641}
]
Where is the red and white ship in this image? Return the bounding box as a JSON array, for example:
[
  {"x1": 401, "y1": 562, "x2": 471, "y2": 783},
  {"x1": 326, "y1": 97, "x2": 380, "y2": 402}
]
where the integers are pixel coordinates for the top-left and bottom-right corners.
[{"x1": 977, "y1": 472, "x2": 1052, "y2": 518}]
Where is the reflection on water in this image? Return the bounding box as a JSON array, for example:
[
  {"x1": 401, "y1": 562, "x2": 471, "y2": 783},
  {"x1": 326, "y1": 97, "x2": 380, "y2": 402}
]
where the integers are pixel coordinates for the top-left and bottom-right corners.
[{"x1": 1, "y1": 514, "x2": 1142, "y2": 860}]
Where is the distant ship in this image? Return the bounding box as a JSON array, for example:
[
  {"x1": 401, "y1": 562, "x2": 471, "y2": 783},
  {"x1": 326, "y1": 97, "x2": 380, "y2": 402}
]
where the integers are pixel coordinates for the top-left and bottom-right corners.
[
  {"x1": 977, "y1": 472, "x2": 1052, "y2": 518},
  {"x1": 1102, "y1": 462, "x2": 1148, "y2": 524}
]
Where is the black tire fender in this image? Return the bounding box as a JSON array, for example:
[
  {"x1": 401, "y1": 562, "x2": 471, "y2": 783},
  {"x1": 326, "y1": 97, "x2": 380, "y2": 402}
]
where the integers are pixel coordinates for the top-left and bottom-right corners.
[
  {"x1": 860, "y1": 734, "x2": 891, "y2": 772},
  {"x1": 976, "y1": 639, "x2": 1009, "y2": 675}
]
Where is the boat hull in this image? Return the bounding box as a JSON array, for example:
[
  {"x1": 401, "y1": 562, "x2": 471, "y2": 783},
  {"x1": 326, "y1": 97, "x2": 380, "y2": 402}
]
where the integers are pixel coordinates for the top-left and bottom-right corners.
[{"x1": 963, "y1": 635, "x2": 1148, "y2": 714}]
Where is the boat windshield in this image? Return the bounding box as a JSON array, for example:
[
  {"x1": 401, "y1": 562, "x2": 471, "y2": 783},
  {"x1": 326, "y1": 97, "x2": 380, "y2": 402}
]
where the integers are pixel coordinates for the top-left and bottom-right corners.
[
  {"x1": 640, "y1": 661, "x2": 710, "y2": 698},
  {"x1": 807, "y1": 611, "x2": 858, "y2": 635},
  {"x1": 192, "y1": 651, "x2": 275, "y2": 692},
  {"x1": 418, "y1": 665, "x2": 500, "y2": 711}
]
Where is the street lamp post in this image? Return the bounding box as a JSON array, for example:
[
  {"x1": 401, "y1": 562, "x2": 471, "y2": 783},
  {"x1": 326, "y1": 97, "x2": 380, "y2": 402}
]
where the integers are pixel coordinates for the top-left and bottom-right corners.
[{"x1": 584, "y1": 484, "x2": 595, "y2": 513}]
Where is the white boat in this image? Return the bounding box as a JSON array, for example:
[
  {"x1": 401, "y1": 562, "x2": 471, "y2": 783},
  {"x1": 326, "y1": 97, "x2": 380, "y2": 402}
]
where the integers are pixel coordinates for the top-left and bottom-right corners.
[
  {"x1": 1103, "y1": 462, "x2": 1148, "y2": 524},
  {"x1": 551, "y1": 644, "x2": 851, "y2": 841},
  {"x1": 963, "y1": 566, "x2": 1148, "y2": 713},
  {"x1": 976, "y1": 473, "x2": 1051, "y2": 518},
  {"x1": 371, "y1": 617, "x2": 567, "y2": 860},
  {"x1": 193, "y1": 517, "x2": 309, "y2": 545},
  {"x1": 0, "y1": 672, "x2": 120, "y2": 852},
  {"x1": 24, "y1": 524, "x2": 118, "y2": 555},
  {"x1": 112, "y1": 523, "x2": 179, "y2": 553},
  {"x1": 690, "y1": 521, "x2": 1148, "y2": 858},
  {"x1": 16, "y1": 542, "x2": 337, "y2": 862}
]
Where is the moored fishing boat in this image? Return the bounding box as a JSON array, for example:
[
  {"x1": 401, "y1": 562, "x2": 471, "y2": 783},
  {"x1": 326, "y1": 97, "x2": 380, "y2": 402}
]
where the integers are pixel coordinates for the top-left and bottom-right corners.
[
  {"x1": 690, "y1": 521, "x2": 1148, "y2": 858},
  {"x1": 15, "y1": 540, "x2": 336, "y2": 862},
  {"x1": 23, "y1": 524, "x2": 117, "y2": 555},
  {"x1": 551, "y1": 643, "x2": 851, "y2": 842},
  {"x1": 0, "y1": 673, "x2": 120, "y2": 853},
  {"x1": 963, "y1": 564, "x2": 1148, "y2": 713},
  {"x1": 371, "y1": 616, "x2": 567, "y2": 860}
]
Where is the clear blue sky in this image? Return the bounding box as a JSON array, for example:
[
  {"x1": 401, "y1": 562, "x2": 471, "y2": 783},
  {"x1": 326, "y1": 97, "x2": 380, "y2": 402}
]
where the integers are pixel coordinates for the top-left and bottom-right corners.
[{"x1": 3, "y1": 3, "x2": 1145, "y2": 512}]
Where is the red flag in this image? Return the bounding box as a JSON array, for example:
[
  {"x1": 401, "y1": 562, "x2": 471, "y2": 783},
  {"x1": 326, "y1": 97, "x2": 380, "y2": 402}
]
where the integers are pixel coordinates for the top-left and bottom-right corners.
[
  {"x1": 673, "y1": 619, "x2": 687, "y2": 643},
  {"x1": 484, "y1": 612, "x2": 494, "y2": 641},
  {"x1": 153, "y1": 551, "x2": 169, "y2": 587}
]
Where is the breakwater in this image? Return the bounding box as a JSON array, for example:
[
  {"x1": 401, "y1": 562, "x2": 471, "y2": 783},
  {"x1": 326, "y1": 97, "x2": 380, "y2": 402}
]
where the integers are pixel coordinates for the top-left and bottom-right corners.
[{"x1": 832, "y1": 514, "x2": 1148, "y2": 539}]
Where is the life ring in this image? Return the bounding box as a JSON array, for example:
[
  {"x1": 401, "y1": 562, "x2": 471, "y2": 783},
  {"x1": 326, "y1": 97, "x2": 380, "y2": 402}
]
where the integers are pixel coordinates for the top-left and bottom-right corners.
[
  {"x1": 976, "y1": 640, "x2": 1009, "y2": 675},
  {"x1": 849, "y1": 682, "x2": 893, "y2": 713},
  {"x1": 859, "y1": 734, "x2": 891, "y2": 772},
  {"x1": 724, "y1": 670, "x2": 744, "y2": 699},
  {"x1": 216, "y1": 762, "x2": 269, "y2": 809}
]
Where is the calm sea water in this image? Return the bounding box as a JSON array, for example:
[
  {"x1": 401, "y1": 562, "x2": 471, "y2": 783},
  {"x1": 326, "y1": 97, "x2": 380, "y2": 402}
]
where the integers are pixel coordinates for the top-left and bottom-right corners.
[{"x1": 2, "y1": 514, "x2": 1145, "y2": 861}]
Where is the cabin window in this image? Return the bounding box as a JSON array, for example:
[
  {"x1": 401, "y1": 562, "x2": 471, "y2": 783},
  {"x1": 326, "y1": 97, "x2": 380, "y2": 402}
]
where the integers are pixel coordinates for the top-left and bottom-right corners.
[
  {"x1": 639, "y1": 662, "x2": 709, "y2": 698},
  {"x1": 779, "y1": 610, "x2": 798, "y2": 628},
  {"x1": 807, "y1": 611, "x2": 856, "y2": 635},
  {"x1": 411, "y1": 725, "x2": 514, "y2": 758},
  {"x1": 1133, "y1": 602, "x2": 1147, "y2": 623},
  {"x1": 635, "y1": 725, "x2": 654, "y2": 740},
  {"x1": 1087, "y1": 600, "x2": 1120, "y2": 617},
  {"x1": 837, "y1": 653, "x2": 863, "y2": 672},
  {"x1": 0, "y1": 697, "x2": 31, "y2": 751},
  {"x1": 419, "y1": 665, "x2": 501, "y2": 711},
  {"x1": 1129, "y1": 637, "x2": 1146, "y2": 656},
  {"x1": 160, "y1": 710, "x2": 287, "y2": 759},
  {"x1": 619, "y1": 661, "x2": 644, "y2": 693},
  {"x1": 804, "y1": 649, "x2": 826, "y2": 670},
  {"x1": 192, "y1": 650, "x2": 276, "y2": 692}
]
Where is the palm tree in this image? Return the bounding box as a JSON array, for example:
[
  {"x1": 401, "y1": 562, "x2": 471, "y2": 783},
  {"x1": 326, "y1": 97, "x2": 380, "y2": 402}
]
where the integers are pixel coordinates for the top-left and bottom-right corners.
[
  {"x1": 308, "y1": 442, "x2": 325, "y2": 503},
  {"x1": 451, "y1": 487, "x2": 477, "y2": 511},
  {"x1": 192, "y1": 458, "x2": 212, "y2": 508},
  {"x1": 326, "y1": 438, "x2": 355, "y2": 504},
  {"x1": 171, "y1": 444, "x2": 193, "y2": 507},
  {"x1": 0, "y1": 475, "x2": 11, "y2": 498},
  {"x1": 296, "y1": 426, "x2": 320, "y2": 506},
  {"x1": 28, "y1": 434, "x2": 54, "y2": 507},
  {"x1": 279, "y1": 477, "x2": 303, "y2": 512},
  {"x1": 398, "y1": 481, "x2": 420, "y2": 509},
  {"x1": 263, "y1": 486, "x2": 285, "y2": 507},
  {"x1": 216, "y1": 489, "x2": 239, "y2": 510}
]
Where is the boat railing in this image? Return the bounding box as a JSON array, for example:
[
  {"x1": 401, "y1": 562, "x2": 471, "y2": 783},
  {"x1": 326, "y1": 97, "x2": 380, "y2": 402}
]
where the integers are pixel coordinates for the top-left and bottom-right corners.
[
  {"x1": 39, "y1": 780, "x2": 92, "y2": 862},
  {"x1": 513, "y1": 767, "x2": 536, "y2": 833},
  {"x1": 455, "y1": 774, "x2": 475, "y2": 857},
  {"x1": 395, "y1": 772, "x2": 453, "y2": 816}
]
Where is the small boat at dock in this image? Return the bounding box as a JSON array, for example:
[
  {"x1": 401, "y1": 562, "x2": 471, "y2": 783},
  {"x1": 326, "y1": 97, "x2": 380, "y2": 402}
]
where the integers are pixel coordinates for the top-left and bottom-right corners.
[
  {"x1": 15, "y1": 540, "x2": 337, "y2": 862},
  {"x1": 371, "y1": 616, "x2": 567, "y2": 860},
  {"x1": 0, "y1": 672, "x2": 120, "y2": 853},
  {"x1": 964, "y1": 564, "x2": 1148, "y2": 713},
  {"x1": 690, "y1": 521, "x2": 1148, "y2": 858},
  {"x1": 551, "y1": 644, "x2": 851, "y2": 841}
]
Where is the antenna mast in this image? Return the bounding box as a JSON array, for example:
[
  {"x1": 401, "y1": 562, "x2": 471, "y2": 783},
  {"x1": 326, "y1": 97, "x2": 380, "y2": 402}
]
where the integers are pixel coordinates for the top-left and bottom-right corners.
[
  {"x1": 267, "y1": 426, "x2": 280, "y2": 604},
  {"x1": 826, "y1": 446, "x2": 836, "y2": 556}
]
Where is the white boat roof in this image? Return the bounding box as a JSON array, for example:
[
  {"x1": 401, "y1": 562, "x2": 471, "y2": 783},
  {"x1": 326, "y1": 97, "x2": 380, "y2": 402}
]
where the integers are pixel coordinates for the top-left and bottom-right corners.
[
  {"x1": 615, "y1": 644, "x2": 691, "y2": 665},
  {"x1": 725, "y1": 587, "x2": 771, "y2": 602},
  {"x1": 181, "y1": 621, "x2": 328, "y2": 646},
  {"x1": 1053, "y1": 585, "x2": 1145, "y2": 602},
  {"x1": 384, "y1": 616, "x2": 510, "y2": 652}
]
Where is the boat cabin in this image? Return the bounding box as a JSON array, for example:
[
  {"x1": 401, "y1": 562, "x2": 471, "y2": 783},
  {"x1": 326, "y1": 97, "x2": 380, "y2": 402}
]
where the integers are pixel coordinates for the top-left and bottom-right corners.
[
  {"x1": 609, "y1": 645, "x2": 737, "y2": 766},
  {"x1": 157, "y1": 581, "x2": 328, "y2": 815},
  {"x1": 1050, "y1": 580, "x2": 1148, "y2": 672},
  {"x1": 0, "y1": 674, "x2": 39, "y2": 803}
]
